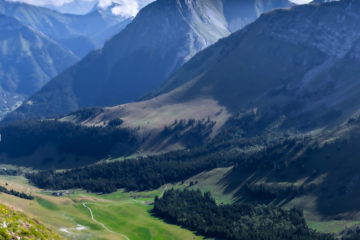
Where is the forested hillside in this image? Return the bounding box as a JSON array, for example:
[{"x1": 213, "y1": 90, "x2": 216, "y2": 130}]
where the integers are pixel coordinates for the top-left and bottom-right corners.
[
  {"x1": 0, "y1": 119, "x2": 138, "y2": 169},
  {"x1": 154, "y1": 189, "x2": 333, "y2": 240}
]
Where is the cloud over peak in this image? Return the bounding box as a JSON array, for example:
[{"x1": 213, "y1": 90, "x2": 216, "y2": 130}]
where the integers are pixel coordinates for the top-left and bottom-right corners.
[
  {"x1": 5, "y1": 0, "x2": 154, "y2": 16},
  {"x1": 98, "y1": 0, "x2": 139, "y2": 17}
]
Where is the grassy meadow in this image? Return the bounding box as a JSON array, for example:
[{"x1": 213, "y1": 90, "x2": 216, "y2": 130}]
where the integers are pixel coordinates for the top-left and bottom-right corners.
[
  {"x1": 0, "y1": 167, "x2": 359, "y2": 239},
  {"x1": 0, "y1": 175, "x2": 204, "y2": 240}
]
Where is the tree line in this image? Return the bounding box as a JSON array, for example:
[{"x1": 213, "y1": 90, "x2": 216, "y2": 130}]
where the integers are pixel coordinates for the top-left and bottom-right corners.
[
  {"x1": 25, "y1": 135, "x2": 307, "y2": 193},
  {"x1": 153, "y1": 189, "x2": 334, "y2": 240},
  {"x1": 0, "y1": 119, "x2": 138, "y2": 168},
  {"x1": 0, "y1": 185, "x2": 33, "y2": 200},
  {"x1": 26, "y1": 147, "x2": 241, "y2": 193}
]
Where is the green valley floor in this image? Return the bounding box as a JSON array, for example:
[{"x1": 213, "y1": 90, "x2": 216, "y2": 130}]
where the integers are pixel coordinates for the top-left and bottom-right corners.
[{"x1": 0, "y1": 170, "x2": 358, "y2": 239}]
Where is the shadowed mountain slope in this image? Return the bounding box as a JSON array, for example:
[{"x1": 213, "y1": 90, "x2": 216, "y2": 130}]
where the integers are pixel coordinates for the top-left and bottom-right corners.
[
  {"x1": 59, "y1": 0, "x2": 360, "y2": 150},
  {"x1": 4, "y1": 0, "x2": 293, "y2": 122},
  {"x1": 146, "y1": 0, "x2": 360, "y2": 129}
]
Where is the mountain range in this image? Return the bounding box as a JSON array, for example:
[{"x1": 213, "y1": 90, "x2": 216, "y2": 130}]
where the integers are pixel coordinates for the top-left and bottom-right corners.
[
  {"x1": 0, "y1": 0, "x2": 132, "y2": 57},
  {"x1": 0, "y1": 0, "x2": 136, "y2": 119},
  {"x1": 0, "y1": 14, "x2": 78, "y2": 119},
  {"x1": 35, "y1": 0, "x2": 360, "y2": 218},
  {"x1": 60, "y1": 0, "x2": 360, "y2": 216},
  {"x1": 3, "y1": 0, "x2": 293, "y2": 122},
  {"x1": 60, "y1": 0, "x2": 360, "y2": 145},
  {"x1": 2, "y1": 0, "x2": 360, "y2": 231}
]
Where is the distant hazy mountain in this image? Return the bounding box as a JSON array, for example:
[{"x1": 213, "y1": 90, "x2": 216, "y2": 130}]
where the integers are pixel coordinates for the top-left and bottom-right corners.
[
  {"x1": 0, "y1": 0, "x2": 135, "y2": 119},
  {"x1": 0, "y1": 0, "x2": 132, "y2": 57},
  {"x1": 5, "y1": 0, "x2": 293, "y2": 122},
  {"x1": 0, "y1": 14, "x2": 77, "y2": 119}
]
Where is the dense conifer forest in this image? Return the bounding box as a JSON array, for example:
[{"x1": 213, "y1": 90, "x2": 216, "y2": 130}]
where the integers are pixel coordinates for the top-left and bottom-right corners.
[
  {"x1": 26, "y1": 147, "x2": 239, "y2": 193},
  {"x1": 153, "y1": 189, "x2": 334, "y2": 240},
  {"x1": 0, "y1": 120, "x2": 138, "y2": 168},
  {"x1": 0, "y1": 185, "x2": 33, "y2": 200},
  {"x1": 25, "y1": 137, "x2": 304, "y2": 193}
]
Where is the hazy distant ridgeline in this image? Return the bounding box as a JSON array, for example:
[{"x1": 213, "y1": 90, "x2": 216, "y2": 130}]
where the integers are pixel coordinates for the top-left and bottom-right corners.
[
  {"x1": 0, "y1": 0, "x2": 132, "y2": 57},
  {"x1": 0, "y1": 0, "x2": 134, "y2": 120},
  {"x1": 0, "y1": 14, "x2": 78, "y2": 119}
]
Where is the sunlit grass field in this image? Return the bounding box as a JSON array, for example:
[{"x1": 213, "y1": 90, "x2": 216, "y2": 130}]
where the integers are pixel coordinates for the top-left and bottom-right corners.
[{"x1": 0, "y1": 175, "x2": 204, "y2": 240}]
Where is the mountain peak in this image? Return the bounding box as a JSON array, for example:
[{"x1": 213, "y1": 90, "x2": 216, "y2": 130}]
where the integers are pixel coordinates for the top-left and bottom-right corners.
[
  {"x1": 3, "y1": 0, "x2": 293, "y2": 122},
  {"x1": 60, "y1": 0, "x2": 360, "y2": 151}
]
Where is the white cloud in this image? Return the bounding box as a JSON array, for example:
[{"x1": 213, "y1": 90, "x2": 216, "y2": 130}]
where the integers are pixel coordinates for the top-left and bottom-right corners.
[
  {"x1": 97, "y1": 0, "x2": 111, "y2": 8},
  {"x1": 290, "y1": 0, "x2": 313, "y2": 4},
  {"x1": 5, "y1": 0, "x2": 154, "y2": 15},
  {"x1": 110, "y1": 0, "x2": 139, "y2": 17}
]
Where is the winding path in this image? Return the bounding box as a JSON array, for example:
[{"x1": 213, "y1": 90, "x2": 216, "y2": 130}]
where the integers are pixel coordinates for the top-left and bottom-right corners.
[
  {"x1": 82, "y1": 203, "x2": 130, "y2": 240},
  {"x1": 160, "y1": 185, "x2": 168, "y2": 198},
  {"x1": 82, "y1": 185, "x2": 168, "y2": 239}
]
